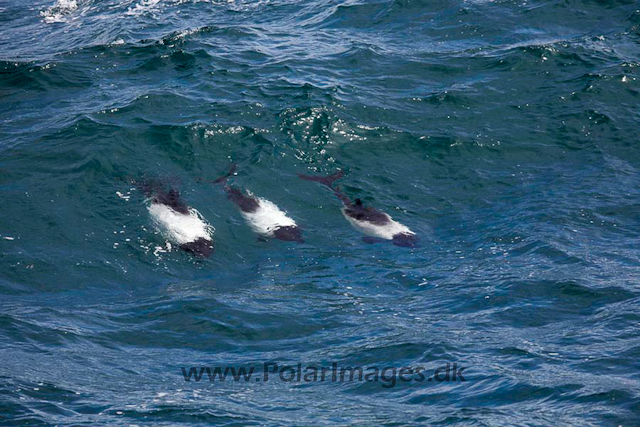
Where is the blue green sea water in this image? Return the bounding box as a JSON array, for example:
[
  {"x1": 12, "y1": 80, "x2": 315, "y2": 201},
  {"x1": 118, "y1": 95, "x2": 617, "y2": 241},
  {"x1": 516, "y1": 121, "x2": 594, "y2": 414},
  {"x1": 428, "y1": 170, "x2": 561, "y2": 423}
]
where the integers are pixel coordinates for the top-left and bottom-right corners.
[{"x1": 1, "y1": 0, "x2": 640, "y2": 425}]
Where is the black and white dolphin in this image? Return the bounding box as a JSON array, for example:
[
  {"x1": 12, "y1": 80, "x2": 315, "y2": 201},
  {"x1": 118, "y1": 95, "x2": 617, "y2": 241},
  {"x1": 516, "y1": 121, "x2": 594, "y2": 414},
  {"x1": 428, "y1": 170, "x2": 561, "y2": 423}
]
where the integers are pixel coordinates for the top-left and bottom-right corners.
[
  {"x1": 212, "y1": 165, "x2": 304, "y2": 243},
  {"x1": 298, "y1": 171, "x2": 417, "y2": 247},
  {"x1": 137, "y1": 179, "x2": 214, "y2": 258}
]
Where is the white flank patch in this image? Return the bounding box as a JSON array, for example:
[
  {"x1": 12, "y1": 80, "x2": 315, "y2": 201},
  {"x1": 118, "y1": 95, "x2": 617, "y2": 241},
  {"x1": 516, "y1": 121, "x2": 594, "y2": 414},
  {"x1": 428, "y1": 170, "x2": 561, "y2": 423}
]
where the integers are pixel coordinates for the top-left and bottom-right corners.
[
  {"x1": 148, "y1": 203, "x2": 213, "y2": 245},
  {"x1": 342, "y1": 209, "x2": 414, "y2": 240},
  {"x1": 240, "y1": 198, "x2": 296, "y2": 237}
]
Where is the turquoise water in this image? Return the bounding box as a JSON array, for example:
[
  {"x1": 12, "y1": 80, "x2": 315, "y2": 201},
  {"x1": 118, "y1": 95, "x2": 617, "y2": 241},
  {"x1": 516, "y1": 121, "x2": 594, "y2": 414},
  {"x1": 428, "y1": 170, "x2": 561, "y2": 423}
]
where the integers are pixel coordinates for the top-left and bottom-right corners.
[{"x1": 1, "y1": 0, "x2": 640, "y2": 425}]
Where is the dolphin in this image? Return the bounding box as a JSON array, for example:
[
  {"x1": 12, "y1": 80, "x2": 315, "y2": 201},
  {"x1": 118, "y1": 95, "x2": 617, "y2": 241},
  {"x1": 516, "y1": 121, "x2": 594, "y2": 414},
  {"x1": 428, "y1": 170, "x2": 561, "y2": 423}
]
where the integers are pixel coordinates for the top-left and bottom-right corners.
[
  {"x1": 298, "y1": 171, "x2": 417, "y2": 247},
  {"x1": 137, "y1": 179, "x2": 214, "y2": 258},
  {"x1": 212, "y1": 165, "x2": 304, "y2": 243}
]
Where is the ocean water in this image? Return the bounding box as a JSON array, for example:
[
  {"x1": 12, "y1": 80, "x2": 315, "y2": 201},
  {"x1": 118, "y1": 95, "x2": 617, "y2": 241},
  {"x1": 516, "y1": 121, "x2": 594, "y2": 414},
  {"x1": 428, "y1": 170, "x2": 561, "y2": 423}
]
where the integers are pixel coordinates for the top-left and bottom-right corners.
[{"x1": 1, "y1": 0, "x2": 640, "y2": 425}]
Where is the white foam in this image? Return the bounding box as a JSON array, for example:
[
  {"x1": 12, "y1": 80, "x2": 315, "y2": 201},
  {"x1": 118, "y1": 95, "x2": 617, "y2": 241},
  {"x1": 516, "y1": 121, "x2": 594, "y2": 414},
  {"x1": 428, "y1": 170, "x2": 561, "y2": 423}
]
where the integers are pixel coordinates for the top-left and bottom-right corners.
[
  {"x1": 126, "y1": 0, "x2": 162, "y2": 16},
  {"x1": 41, "y1": 0, "x2": 78, "y2": 23},
  {"x1": 148, "y1": 203, "x2": 213, "y2": 245},
  {"x1": 342, "y1": 209, "x2": 414, "y2": 240},
  {"x1": 116, "y1": 191, "x2": 131, "y2": 201},
  {"x1": 240, "y1": 197, "x2": 296, "y2": 237}
]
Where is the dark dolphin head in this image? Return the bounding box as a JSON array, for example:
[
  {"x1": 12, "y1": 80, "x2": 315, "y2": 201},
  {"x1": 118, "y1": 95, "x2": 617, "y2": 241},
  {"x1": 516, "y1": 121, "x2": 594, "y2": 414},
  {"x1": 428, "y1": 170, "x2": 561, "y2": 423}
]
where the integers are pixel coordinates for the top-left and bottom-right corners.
[
  {"x1": 180, "y1": 238, "x2": 214, "y2": 258},
  {"x1": 345, "y1": 199, "x2": 390, "y2": 226},
  {"x1": 392, "y1": 233, "x2": 418, "y2": 248},
  {"x1": 273, "y1": 226, "x2": 304, "y2": 243},
  {"x1": 154, "y1": 188, "x2": 190, "y2": 215}
]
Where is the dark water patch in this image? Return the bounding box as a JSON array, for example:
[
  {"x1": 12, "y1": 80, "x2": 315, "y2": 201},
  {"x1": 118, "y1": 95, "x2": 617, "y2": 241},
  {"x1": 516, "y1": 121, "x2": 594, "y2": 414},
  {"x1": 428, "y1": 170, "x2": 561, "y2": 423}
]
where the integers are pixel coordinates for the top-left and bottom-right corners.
[
  {"x1": 492, "y1": 280, "x2": 636, "y2": 328},
  {"x1": 93, "y1": 296, "x2": 344, "y2": 352},
  {"x1": 94, "y1": 93, "x2": 209, "y2": 126},
  {"x1": 158, "y1": 25, "x2": 262, "y2": 46},
  {"x1": 112, "y1": 407, "x2": 260, "y2": 426},
  {"x1": 135, "y1": 48, "x2": 210, "y2": 74},
  {"x1": 0, "y1": 311, "x2": 82, "y2": 349},
  {"x1": 318, "y1": 1, "x2": 395, "y2": 29},
  {"x1": 0, "y1": 60, "x2": 93, "y2": 94},
  {"x1": 420, "y1": 90, "x2": 473, "y2": 108}
]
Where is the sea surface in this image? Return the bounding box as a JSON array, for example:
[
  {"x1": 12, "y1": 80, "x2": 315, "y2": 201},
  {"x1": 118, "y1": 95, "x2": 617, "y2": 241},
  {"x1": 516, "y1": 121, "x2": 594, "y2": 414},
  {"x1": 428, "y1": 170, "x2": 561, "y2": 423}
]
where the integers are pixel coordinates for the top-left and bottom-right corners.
[{"x1": 1, "y1": 0, "x2": 640, "y2": 425}]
